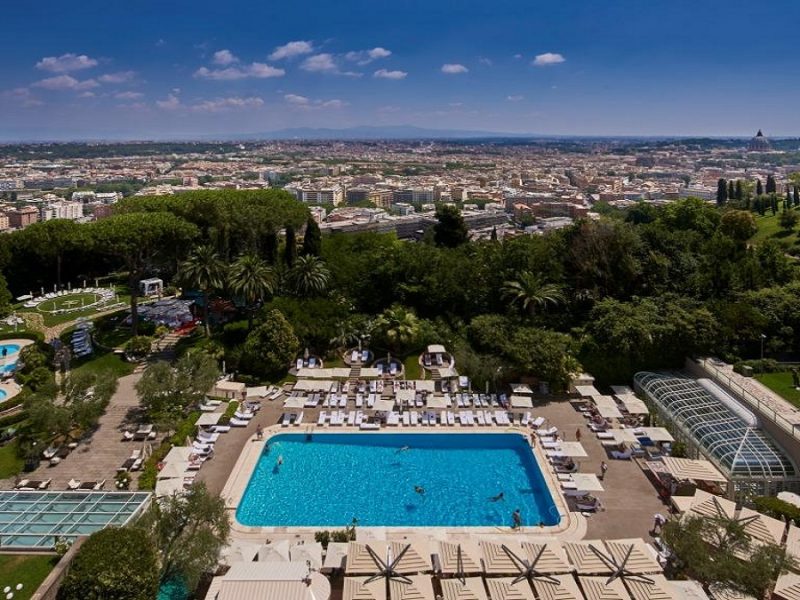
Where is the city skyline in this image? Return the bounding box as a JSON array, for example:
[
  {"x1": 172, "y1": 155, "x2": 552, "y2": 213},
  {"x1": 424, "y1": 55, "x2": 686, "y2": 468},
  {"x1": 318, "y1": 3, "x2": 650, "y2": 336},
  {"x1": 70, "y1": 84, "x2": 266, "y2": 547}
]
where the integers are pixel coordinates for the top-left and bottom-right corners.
[{"x1": 3, "y1": 0, "x2": 800, "y2": 140}]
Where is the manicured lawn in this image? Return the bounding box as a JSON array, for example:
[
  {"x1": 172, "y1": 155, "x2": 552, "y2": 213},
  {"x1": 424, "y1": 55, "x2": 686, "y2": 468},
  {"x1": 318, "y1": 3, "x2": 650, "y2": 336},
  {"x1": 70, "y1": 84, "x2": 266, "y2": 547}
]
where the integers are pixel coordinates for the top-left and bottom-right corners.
[
  {"x1": 0, "y1": 554, "x2": 58, "y2": 600},
  {"x1": 71, "y1": 350, "x2": 135, "y2": 379},
  {"x1": 751, "y1": 211, "x2": 800, "y2": 249},
  {"x1": 0, "y1": 441, "x2": 24, "y2": 479},
  {"x1": 756, "y1": 371, "x2": 800, "y2": 408},
  {"x1": 403, "y1": 355, "x2": 422, "y2": 380},
  {"x1": 37, "y1": 296, "x2": 130, "y2": 327}
]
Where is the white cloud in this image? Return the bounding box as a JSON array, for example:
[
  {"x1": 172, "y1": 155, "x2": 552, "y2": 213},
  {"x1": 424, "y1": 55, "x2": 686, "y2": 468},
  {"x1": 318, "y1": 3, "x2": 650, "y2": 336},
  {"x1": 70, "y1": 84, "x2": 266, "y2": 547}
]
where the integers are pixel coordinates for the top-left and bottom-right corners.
[
  {"x1": 284, "y1": 93, "x2": 309, "y2": 105},
  {"x1": 373, "y1": 68, "x2": 407, "y2": 80},
  {"x1": 284, "y1": 94, "x2": 347, "y2": 109},
  {"x1": 115, "y1": 91, "x2": 144, "y2": 100},
  {"x1": 192, "y1": 96, "x2": 263, "y2": 112},
  {"x1": 212, "y1": 49, "x2": 238, "y2": 65},
  {"x1": 513, "y1": 53, "x2": 523, "y2": 60},
  {"x1": 269, "y1": 40, "x2": 314, "y2": 60},
  {"x1": 2, "y1": 87, "x2": 43, "y2": 107},
  {"x1": 300, "y1": 53, "x2": 338, "y2": 73},
  {"x1": 156, "y1": 93, "x2": 181, "y2": 110},
  {"x1": 194, "y1": 62, "x2": 284, "y2": 80},
  {"x1": 441, "y1": 63, "x2": 468, "y2": 74},
  {"x1": 507, "y1": 94, "x2": 524, "y2": 101},
  {"x1": 479, "y1": 57, "x2": 493, "y2": 66},
  {"x1": 79, "y1": 91, "x2": 95, "y2": 98},
  {"x1": 33, "y1": 75, "x2": 98, "y2": 91},
  {"x1": 345, "y1": 47, "x2": 391, "y2": 65},
  {"x1": 533, "y1": 52, "x2": 565, "y2": 66},
  {"x1": 98, "y1": 71, "x2": 135, "y2": 83},
  {"x1": 36, "y1": 53, "x2": 98, "y2": 73}
]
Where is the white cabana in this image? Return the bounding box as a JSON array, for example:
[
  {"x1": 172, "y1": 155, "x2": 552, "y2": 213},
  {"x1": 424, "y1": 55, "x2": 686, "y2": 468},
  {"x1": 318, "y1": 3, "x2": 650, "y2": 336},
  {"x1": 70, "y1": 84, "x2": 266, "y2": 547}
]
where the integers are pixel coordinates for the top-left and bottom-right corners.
[
  {"x1": 283, "y1": 396, "x2": 307, "y2": 409},
  {"x1": 592, "y1": 395, "x2": 623, "y2": 419},
  {"x1": 611, "y1": 385, "x2": 634, "y2": 395},
  {"x1": 511, "y1": 383, "x2": 533, "y2": 395},
  {"x1": 258, "y1": 540, "x2": 291, "y2": 562},
  {"x1": 213, "y1": 379, "x2": 246, "y2": 398},
  {"x1": 427, "y1": 396, "x2": 450, "y2": 409},
  {"x1": 570, "y1": 473, "x2": 604, "y2": 491},
  {"x1": 290, "y1": 542, "x2": 323, "y2": 570},
  {"x1": 360, "y1": 368, "x2": 383, "y2": 378},
  {"x1": 219, "y1": 540, "x2": 260, "y2": 565},
  {"x1": 246, "y1": 386, "x2": 269, "y2": 398},
  {"x1": 371, "y1": 398, "x2": 394, "y2": 412},
  {"x1": 511, "y1": 395, "x2": 534, "y2": 408},
  {"x1": 412, "y1": 380, "x2": 436, "y2": 392},
  {"x1": 558, "y1": 442, "x2": 588, "y2": 458},
  {"x1": 196, "y1": 412, "x2": 222, "y2": 426},
  {"x1": 617, "y1": 394, "x2": 649, "y2": 415},
  {"x1": 427, "y1": 344, "x2": 447, "y2": 354},
  {"x1": 322, "y1": 542, "x2": 348, "y2": 572},
  {"x1": 293, "y1": 379, "x2": 336, "y2": 392},
  {"x1": 531, "y1": 574, "x2": 584, "y2": 600},
  {"x1": 661, "y1": 457, "x2": 726, "y2": 483},
  {"x1": 575, "y1": 385, "x2": 600, "y2": 398},
  {"x1": 440, "y1": 577, "x2": 488, "y2": 600}
]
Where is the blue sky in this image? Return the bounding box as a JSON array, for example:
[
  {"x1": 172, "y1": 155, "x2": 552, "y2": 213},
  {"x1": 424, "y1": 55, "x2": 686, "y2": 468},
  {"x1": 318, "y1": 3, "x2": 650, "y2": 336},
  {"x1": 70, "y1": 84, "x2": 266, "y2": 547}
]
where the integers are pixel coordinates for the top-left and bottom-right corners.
[{"x1": 2, "y1": 0, "x2": 800, "y2": 140}]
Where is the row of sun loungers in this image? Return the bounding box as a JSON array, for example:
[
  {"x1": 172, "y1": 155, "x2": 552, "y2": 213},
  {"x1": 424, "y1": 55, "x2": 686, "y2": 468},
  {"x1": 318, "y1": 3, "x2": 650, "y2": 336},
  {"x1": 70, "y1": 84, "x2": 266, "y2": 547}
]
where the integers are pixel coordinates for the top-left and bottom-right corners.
[
  {"x1": 65, "y1": 478, "x2": 105, "y2": 491},
  {"x1": 15, "y1": 479, "x2": 52, "y2": 490}
]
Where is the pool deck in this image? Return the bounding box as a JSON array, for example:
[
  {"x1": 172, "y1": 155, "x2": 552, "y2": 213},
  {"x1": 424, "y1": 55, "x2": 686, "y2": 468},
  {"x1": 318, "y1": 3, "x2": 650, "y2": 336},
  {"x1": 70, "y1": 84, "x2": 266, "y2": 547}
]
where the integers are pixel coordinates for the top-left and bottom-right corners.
[{"x1": 221, "y1": 426, "x2": 586, "y2": 543}]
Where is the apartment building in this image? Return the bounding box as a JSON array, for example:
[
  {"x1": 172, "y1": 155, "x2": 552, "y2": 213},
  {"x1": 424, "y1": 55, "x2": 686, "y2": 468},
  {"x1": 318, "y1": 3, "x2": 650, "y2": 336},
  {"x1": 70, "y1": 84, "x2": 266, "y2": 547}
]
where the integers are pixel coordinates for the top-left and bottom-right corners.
[
  {"x1": 7, "y1": 207, "x2": 39, "y2": 229},
  {"x1": 40, "y1": 201, "x2": 84, "y2": 221}
]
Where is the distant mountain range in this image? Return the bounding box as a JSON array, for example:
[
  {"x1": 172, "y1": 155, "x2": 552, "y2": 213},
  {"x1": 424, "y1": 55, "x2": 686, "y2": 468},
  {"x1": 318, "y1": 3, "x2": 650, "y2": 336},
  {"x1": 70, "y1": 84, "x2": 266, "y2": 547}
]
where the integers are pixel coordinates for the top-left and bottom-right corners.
[{"x1": 224, "y1": 125, "x2": 533, "y2": 141}]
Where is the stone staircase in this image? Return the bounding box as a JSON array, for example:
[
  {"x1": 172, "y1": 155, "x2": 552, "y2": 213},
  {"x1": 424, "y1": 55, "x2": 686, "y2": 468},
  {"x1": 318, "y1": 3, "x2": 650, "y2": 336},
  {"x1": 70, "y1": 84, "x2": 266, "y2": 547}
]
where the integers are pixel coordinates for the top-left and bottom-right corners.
[{"x1": 133, "y1": 332, "x2": 182, "y2": 373}]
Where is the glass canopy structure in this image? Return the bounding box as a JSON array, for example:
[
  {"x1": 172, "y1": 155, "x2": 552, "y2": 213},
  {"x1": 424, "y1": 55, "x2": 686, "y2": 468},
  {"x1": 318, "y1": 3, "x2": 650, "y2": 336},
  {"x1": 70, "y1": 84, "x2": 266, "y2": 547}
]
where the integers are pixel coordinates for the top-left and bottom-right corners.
[
  {"x1": 0, "y1": 491, "x2": 151, "y2": 548},
  {"x1": 634, "y1": 372, "x2": 798, "y2": 497}
]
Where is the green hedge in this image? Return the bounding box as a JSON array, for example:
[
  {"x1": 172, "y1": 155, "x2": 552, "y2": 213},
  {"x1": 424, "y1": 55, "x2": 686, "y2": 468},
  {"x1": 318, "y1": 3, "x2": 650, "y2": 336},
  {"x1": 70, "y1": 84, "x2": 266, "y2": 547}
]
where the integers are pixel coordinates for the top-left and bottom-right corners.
[
  {"x1": 138, "y1": 411, "x2": 201, "y2": 490},
  {"x1": 753, "y1": 496, "x2": 800, "y2": 525},
  {"x1": 0, "y1": 331, "x2": 45, "y2": 344},
  {"x1": 733, "y1": 359, "x2": 784, "y2": 375},
  {"x1": 218, "y1": 401, "x2": 239, "y2": 425},
  {"x1": 0, "y1": 411, "x2": 27, "y2": 429}
]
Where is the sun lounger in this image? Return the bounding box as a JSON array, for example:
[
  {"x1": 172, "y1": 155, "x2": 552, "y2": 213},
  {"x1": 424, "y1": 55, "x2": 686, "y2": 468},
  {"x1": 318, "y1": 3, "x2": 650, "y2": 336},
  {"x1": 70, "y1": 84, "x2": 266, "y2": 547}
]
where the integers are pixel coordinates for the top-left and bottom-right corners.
[
  {"x1": 351, "y1": 350, "x2": 360, "y2": 363},
  {"x1": 339, "y1": 396, "x2": 347, "y2": 408},
  {"x1": 67, "y1": 478, "x2": 81, "y2": 490},
  {"x1": 294, "y1": 411, "x2": 304, "y2": 426},
  {"x1": 317, "y1": 411, "x2": 328, "y2": 425},
  {"x1": 348, "y1": 411, "x2": 357, "y2": 426},
  {"x1": 211, "y1": 425, "x2": 231, "y2": 433},
  {"x1": 561, "y1": 481, "x2": 579, "y2": 490},
  {"x1": 360, "y1": 422, "x2": 380, "y2": 430},
  {"x1": 234, "y1": 411, "x2": 254, "y2": 420},
  {"x1": 537, "y1": 426, "x2": 558, "y2": 437},
  {"x1": 611, "y1": 449, "x2": 633, "y2": 460},
  {"x1": 402, "y1": 412, "x2": 410, "y2": 426},
  {"x1": 296, "y1": 358, "x2": 303, "y2": 370},
  {"x1": 362, "y1": 350, "x2": 369, "y2": 362},
  {"x1": 541, "y1": 441, "x2": 561, "y2": 449},
  {"x1": 387, "y1": 412, "x2": 400, "y2": 426},
  {"x1": 197, "y1": 432, "x2": 220, "y2": 443},
  {"x1": 280, "y1": 413, "x2": 291, "y2": 427},
  {"x1": 476, "y1": 411, "x2": 486, "y2": 426},
  {"x1": 230, "y1": 418, "x2": 249, "y2": 427},
  {"x1": 447, "y1": 411, "x2": 455, "y2": 426},
  {"x1": 596, "y1": 431, "x2": 615, "y2": 440},
  {"x1": 122, "y1": 430, "x2": 135, "y2": 441},
  {"x1": 410, "y1": 411, "x2": 419, "y2": 426},
  {"x1": 521, "y1": 412, "x2": 531, "y2": 426}
]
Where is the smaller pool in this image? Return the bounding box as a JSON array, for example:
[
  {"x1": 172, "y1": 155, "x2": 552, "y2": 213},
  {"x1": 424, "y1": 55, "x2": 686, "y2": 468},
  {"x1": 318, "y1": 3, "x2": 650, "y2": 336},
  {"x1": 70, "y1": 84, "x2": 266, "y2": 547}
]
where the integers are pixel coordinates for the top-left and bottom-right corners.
[{"x1": 0, "y1": 344, "x2": 21, "y2": 373}]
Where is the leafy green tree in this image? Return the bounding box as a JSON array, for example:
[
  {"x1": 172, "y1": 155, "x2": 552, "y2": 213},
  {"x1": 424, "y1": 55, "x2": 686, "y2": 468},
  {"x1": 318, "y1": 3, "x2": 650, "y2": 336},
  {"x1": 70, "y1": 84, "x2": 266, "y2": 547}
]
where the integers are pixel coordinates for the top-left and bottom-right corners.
[
  {"x1": 283, "y1": 224, "x2": 297, "y2": 267},
  {"x1": 505, "y1": 327, "x2": 580, "y2": 390},
  {"x1": 301, "y1": 216, "x2": 322, "y2": 257},
  {"x1": 59, "y1": 527, "x2": 159, "y2": 600},
  {"x1": 91, "y1": 212, "x2": 198, "y2": 334},
  {"x1": 716, "y1": 178, "x2": 728, "y2": 206},
  {"x1": 719, "y1": 210, "x2": 757, "y2": 242},
  {"x1": 240, "y1": 309, "x2": 300, "y2": 377},
  {"x1": 779, "y1": 208, "x2": 799, "y2": 232},
  {"x1": 0, "y1": 272, "x2": 12, "y2": 318},
  {"x1": 229, "y1": 254, "x2": 275, "y2": 330},
  {"x1": 135, "y1": 352, "x2": 218, "y2": 433},
  {"x1": 433, "y1": 205, "x2": 468, "y2": 248},
  {"x1": 14, "y1": 219, "x2": 85, "y2": 288},
  {"x1": 663, "y1": 514, "x2": 795, "y2": 598},
  {"x1": 373, "y1": 305, "x2": 421, "y2": 354},
  {"x1": 501, "y1": 271, "x2": 565, "y2": 317},
  {"x1": 135, "y1": 483, "x2": 229, "y2": 591},
  {"x1": 265, "y1": 296, "x2": 352, "y2": 353},
  {"x1": 288, "y1": 255, "x2": 330, "y2": 297},
  {"x1": 179, "y1": 244, "x2": 226, "y2": 336}
]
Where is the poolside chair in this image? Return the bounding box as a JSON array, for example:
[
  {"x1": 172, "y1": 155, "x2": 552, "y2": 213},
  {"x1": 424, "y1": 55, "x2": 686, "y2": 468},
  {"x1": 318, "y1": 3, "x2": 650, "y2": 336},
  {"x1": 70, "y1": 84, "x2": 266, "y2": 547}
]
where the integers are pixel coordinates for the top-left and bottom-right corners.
[
  {"x1": 348, "y1": 411, "x2": 357, "y2": 426},
  {"x1": 296, "y1": 358, "x2": 303, "y2": 370},
  {"x1": 410, "y1": 411, "x2": 419, "y2": 426},
  {"x1": 531, "y1": 416, "x2": 546, "y2": 429},
  {"x1": 317, "y1": 411, "x2": 328, "y2": 425},
  {"x1": 355, "y1": 411, "x2": 364, "y2": 426},
  {"x1": 280, "y1": 413, "x2": 291, "y2": 427},
  {"x1": 476, "y1": 411, "x2": 486, "y2": 426},
  {"x1": 211, "y1": 425, "x2": 231, "y2": 433},
  {"x1": 537, "y1": 426, "x2": 558, "y2": 437},
  {"x1": 361, "y1": 350, "x2": 369, "y2": 362},
  {"x1": 67, "y1": 479, "x2": 81, "y2": 490}
]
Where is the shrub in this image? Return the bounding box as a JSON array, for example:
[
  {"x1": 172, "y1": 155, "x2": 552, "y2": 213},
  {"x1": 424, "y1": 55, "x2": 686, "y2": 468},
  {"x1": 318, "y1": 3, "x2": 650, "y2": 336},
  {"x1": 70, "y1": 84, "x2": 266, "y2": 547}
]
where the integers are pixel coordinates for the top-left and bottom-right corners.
[
  {"x1": 733, "y1": 359, "x2": 782, "y2": 375},
  {"x1": 239, "y1": 310, "x2": 299, "y2": 379},
  {"x1": 58, "y1": 527, "x2": 159, "y2": 600},
  {"x1": 218, "y1": 401, "x2": 239, "y2": 426},
  {"x1": 124, "y1": 335, "x2": 153, "y2": 359},
  {"x1": 222, "y1": 320, "x2": 250, "y2": 346},
  {"x1": 753, "y1": 496, "x2": 800, "y2": 526},
  {"x1": 314, "y1": 530, "x2": 331, "y2": 548}
]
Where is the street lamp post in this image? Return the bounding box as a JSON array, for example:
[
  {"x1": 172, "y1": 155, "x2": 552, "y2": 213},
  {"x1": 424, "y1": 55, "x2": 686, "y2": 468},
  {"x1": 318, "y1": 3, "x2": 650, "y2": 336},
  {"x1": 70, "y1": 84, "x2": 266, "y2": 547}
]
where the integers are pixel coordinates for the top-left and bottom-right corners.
[{"x1": 761, "y1": 334, "x2": 767, "y2": 360}]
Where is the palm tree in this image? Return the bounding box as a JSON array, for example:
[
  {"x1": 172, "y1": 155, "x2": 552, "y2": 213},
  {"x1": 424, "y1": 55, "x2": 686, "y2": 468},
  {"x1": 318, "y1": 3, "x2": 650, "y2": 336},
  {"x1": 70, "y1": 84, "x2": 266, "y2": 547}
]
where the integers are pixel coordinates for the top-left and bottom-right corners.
[
  {"x1": 229, "y1": 254, "x2": 275, "y2": 330},
  {"x1": 374, "y1": 305, "x2": 420, "y2": 354},
  {"x1": 501, "y1": 271, "x2": 565, "y2": 316},
  {"x1": 179, "y1": 245, "x2": 225, "y2": 336},
  {"x1": 288, "y1": 255, "x2": 330, "y2": 297}
]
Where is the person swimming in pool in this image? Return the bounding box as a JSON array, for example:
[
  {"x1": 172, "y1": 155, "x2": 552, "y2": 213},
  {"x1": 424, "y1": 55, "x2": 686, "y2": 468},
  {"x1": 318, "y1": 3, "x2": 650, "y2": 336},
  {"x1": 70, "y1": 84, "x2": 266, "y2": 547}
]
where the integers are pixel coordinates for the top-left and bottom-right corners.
[
  {"x1": 396, "y1": 446, "x2": 411, "y2": 453},
  {"x1": 414, "y1": 485, "x2": 425, "y2": 495},
  {"x1": 490, "y1": 492, "x2": 505, "y2": 502},
  {"x1": 277, "y1": 455, "x2": 283, "y2": 466}
]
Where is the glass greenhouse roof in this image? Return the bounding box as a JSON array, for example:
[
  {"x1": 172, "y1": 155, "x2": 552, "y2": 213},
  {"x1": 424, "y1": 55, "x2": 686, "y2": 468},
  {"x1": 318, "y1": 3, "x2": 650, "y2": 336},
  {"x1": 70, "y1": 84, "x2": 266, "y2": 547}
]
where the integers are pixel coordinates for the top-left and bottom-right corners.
[
  {"x1": 634, "y1": 372, "x2": 796, "y2": 480},
  {"x1": 0, "y1": 491, "x2": 150, "y2": 548}
]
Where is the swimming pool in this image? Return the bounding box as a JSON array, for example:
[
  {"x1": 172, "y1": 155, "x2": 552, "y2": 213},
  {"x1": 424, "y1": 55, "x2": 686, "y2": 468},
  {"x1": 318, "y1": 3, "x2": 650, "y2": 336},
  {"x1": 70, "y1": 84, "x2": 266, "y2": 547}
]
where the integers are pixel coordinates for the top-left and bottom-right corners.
[
  {"x1": 0, "y1": 344, "x2": 21, "y2": 373},
  {"x1": 236, "y1": 433, "x2": 560, "y2": 528}
]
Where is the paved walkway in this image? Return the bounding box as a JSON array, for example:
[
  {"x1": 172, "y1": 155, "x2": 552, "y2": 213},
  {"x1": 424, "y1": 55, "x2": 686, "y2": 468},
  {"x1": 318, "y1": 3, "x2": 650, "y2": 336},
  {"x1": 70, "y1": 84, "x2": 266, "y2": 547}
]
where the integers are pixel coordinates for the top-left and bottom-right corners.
[{"x1": 1, "y1": 373, "x2": 144, "y2": 490}]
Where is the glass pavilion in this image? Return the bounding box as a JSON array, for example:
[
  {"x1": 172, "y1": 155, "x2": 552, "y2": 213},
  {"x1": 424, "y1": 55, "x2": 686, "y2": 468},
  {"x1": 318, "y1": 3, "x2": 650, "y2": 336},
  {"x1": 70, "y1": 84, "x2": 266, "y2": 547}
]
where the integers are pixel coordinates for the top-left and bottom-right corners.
[{"x1": 634, "y1": 372, "x2": 799, "y2": 498}]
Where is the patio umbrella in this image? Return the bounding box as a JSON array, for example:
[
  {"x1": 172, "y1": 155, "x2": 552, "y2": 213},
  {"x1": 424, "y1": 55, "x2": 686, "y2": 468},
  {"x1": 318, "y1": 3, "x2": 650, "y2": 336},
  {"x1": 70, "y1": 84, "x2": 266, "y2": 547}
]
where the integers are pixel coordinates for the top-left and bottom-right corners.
[
  {"x1": 530, "y1": 574, "x2": 584, "y2": 600},
  {"x1": 290, "y1": 542, "x2": 323, "y2": 570},
  {"x1": 484, "y1": 577, "x2": 535, "y2": 600},
  {"x1": 440, "y1": 577, "x2": 488, "y2": 600},
  {"x1": 343, "y1": 577, "x2": 387, "y2": 600},
  {"x1": 257, "y1": 539, "x2": 290, "y2": 562},
  {"x1": 570, "y1": 540, "x2": 659, "y2": 586},
  {"x1": 388, "y1": 574, "x2": 435, "y2": 600},
  {"x1": 578, "y1": 576, "x2": 631, "y2": 600},
  {"x1": 437, "y1": 541, "x2": 483, "y2": 576}
]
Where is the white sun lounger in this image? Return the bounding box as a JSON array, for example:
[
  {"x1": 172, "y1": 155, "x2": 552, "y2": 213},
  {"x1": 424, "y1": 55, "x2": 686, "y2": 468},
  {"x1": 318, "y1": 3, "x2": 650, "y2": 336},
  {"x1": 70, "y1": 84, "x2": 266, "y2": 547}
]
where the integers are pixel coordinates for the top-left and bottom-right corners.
[
  {"x1": 447, "y1": 411, "x2": 455, "y2": 426},
  {"x1": 410, "y1": 411, "x2": 419, "y2": 426},
  {"x1": 211, "y1": 425, "x2": 231, "y2": 433},
  {"x1": 356, "y1": 393, "x2": 363, "y2": 408},
  {"x1": 531, "y1": 416, "x2": 546, "y2": 428},
  {"x1": 537, "y1": 426, "x2": 558, "y2": 437},
  {"x1": 280, "y1": 413, "x2": 291, "y2": 427},
  {"x1": 295, "y1": 412, "x2": 304, "y2": 426},
  {"x1": 387, "y1": 412, "x2": 400, "y2": 426},
  {"x1": 234, "y1": 411, "x2": 254, "y2": 420},
  {"x1": 476, "y1": 411, "x2": 486, "y2": 426},
  {"x1": 339, "y1": 396, "x2": 347, "y2": 408},
  {"x1": 317, "y1": 411, "x2": 328, "y2": 425},
  {"x1": 596, "y1": 431, "x2": 615, "y2": 440},
  {"x1": 355, "y1": 411, "x2": 364, "y2": 426},
  {"x1": 348, "y1": 411, "x2": 356, "y2": 426},
  {"x1": 402, "y1": 412, "x2": 410, "y2": 426},
  {"x1": 541, "y1": 441, "x2": 560, "y2": 449}
]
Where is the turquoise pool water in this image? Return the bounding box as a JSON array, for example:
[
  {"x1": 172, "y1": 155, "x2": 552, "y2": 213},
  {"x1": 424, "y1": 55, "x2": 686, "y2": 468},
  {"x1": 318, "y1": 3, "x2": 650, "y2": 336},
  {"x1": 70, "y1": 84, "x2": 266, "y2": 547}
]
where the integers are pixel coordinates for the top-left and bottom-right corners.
[
  {"x1": 0, "y1": 344, "x2": 21, "y2": 373},
  {"x1": 237, "y1": 433, "x2": 560, "y2": 528}
]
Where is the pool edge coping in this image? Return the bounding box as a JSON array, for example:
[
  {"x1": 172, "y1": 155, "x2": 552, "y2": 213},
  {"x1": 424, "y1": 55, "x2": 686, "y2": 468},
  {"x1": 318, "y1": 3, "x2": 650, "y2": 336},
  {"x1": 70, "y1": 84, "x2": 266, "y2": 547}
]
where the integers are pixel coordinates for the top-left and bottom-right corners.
[{"x1": 221, "y1": 426, "x2": 583, "y2": 540}]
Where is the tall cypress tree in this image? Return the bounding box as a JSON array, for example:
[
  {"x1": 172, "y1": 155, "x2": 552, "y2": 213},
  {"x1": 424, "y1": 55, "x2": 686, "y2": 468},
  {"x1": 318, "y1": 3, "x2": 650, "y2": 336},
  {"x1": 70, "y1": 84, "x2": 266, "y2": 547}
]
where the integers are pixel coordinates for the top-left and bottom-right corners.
[
  {"x1": 264, "y1": 231, "x2": 278, "y2": 264},
  {"x1": 794, "y1": 186, "x2": 800, "y2": 207},
  {"x1": 735, "y1": 180, "x2": 744, "y2": 201},
  {"x1": 283, "y1": 224, "x2": 297, "y2": 267},
  {"x1": 716, "y1": 178, "x2": 728, "y2": 206},
  {"x1": 787, "y1": 190, "x2": 793, "y2": 210},
  {"x1": 766, "y1": 174, "x2": 777, "y2": 194},
  {"x1": 728, "y1": 180, "x2": 735, "y2": 200},
  {"x1": 756, "y1": 178, "x2": 763, "y2": 196},
  {"x1": 301, "y1": 216, "x2": 322, "y2": 257}
]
